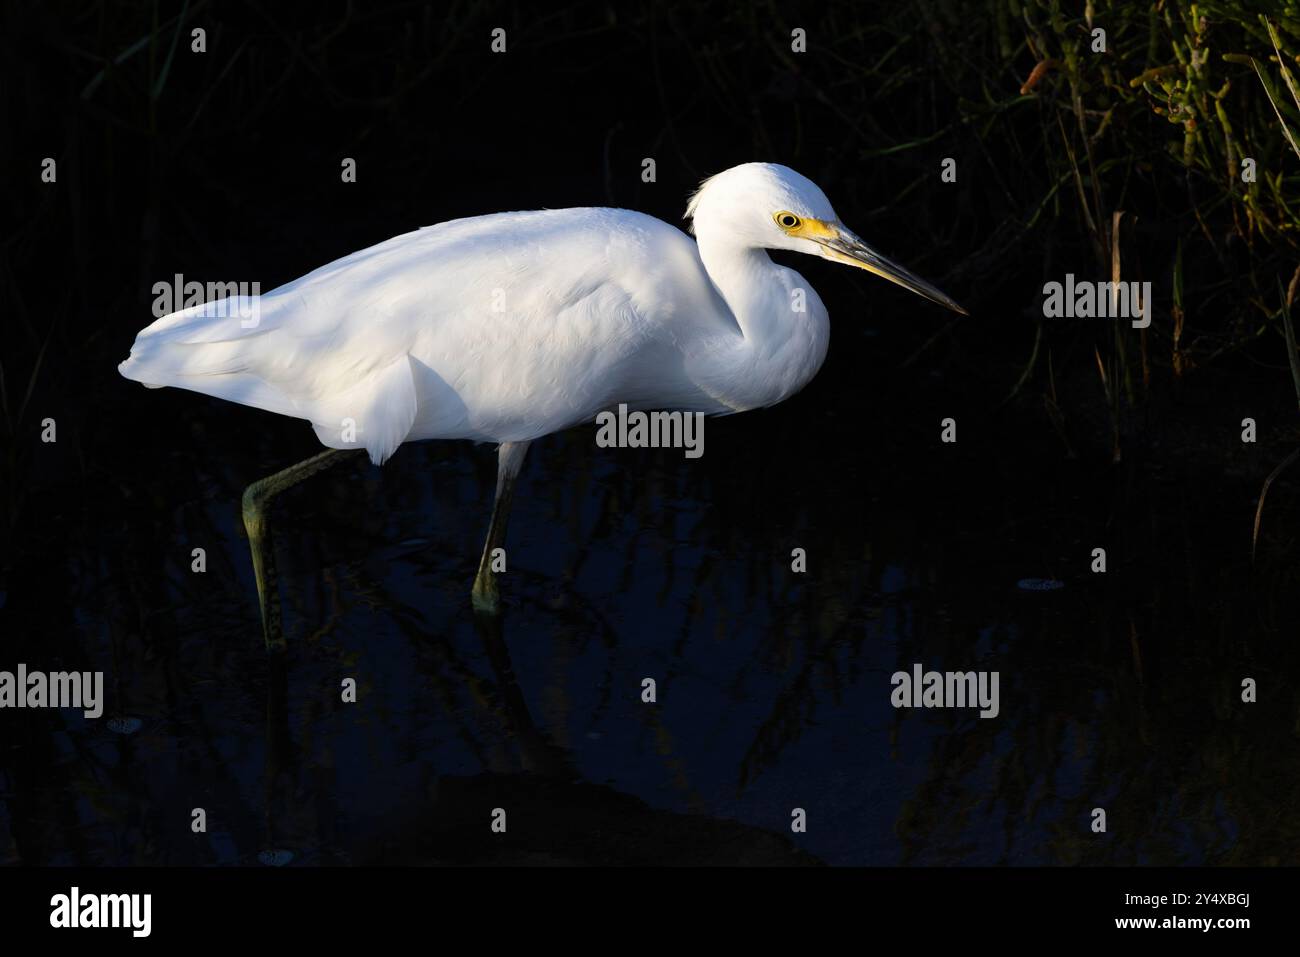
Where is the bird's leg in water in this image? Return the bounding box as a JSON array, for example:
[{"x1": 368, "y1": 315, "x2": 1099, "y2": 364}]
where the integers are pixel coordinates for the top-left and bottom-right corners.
[
  {"x1": 471, "y1": 441, "x2": 531, "y2": 615},
  {"x1": 242, "y1": 448, "x2": 365, "y2": 653}
]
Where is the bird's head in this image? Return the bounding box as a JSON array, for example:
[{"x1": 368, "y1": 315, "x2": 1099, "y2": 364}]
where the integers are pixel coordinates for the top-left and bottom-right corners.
[{"x1": 685, "y1": 162, "x2": 966, "y2": 315}]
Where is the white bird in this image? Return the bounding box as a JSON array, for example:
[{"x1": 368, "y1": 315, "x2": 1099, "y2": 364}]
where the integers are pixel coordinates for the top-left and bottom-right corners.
[{"x1": 119, "y1": 162, "x2": 965, "y2": 647}]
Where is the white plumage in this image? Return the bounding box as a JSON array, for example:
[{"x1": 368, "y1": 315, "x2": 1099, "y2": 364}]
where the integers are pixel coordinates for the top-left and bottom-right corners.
[
  {"x1": 119, "y1": 163, "x2": 961, "y2": 465},
  {"x1": 119, "y1": 162, "x2": 965, "y2": 629}
]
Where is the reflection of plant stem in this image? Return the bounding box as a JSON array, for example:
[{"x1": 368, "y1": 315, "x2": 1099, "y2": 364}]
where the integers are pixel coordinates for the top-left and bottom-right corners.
[
  {"x1": 471, "y1": 609, "x2": 574, "y2": 778},
  {"x1": 263, "y1": 656, "x2": 291, "y2": 856}
]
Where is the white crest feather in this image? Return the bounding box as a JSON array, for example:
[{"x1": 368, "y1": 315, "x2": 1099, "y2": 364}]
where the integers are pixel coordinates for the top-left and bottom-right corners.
[{"x1": 684, "y1": 172, "x2": 724, "y2": 234}]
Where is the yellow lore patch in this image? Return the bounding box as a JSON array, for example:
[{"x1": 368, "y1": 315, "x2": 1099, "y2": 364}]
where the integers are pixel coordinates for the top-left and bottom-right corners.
[{"x1": 773, "y1": 210, "x2": 838, "y2": 239}]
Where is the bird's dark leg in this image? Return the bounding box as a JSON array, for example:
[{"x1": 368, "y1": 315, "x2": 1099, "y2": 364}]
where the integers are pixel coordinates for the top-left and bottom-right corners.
[
  {"x1": 241, "y1": 448, "x2": 365, "y2": 653},
  {"x1": 471, "y1": 440, "x2": 531, "y2": 616}
]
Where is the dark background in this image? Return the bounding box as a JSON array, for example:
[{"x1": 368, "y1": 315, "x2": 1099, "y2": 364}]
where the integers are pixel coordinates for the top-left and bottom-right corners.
[{"x1": 2, "y1": 1, "x2": 1298, "y2": 865}]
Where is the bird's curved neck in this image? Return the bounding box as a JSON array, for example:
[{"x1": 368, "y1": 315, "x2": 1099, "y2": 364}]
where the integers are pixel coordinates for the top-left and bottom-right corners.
[
  {"x1": 696, "y1": 234, "x2": 791, "y2": 344},
  {"x1": 694, "y1": 231, "x2": 829, "y2": 409}
]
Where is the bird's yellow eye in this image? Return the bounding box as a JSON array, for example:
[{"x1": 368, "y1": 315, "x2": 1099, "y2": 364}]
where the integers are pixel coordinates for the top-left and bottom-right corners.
[{"x1": 775, "y1": 211, "x2": 801, "y2": 230}]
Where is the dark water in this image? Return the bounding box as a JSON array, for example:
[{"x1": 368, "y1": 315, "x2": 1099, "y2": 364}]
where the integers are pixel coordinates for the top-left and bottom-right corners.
[
  {"x1": 5, "y1": 1, "x2": 1300, "y2": 868},
  {"x1": 5, "y1": 332, "x2": 1299, "y2": 866}
]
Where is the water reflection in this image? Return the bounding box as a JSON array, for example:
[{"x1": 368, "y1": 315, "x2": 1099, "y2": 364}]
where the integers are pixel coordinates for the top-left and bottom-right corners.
[{"x1": 2, "y1": 370, "x2": 1298, "y2": 865}]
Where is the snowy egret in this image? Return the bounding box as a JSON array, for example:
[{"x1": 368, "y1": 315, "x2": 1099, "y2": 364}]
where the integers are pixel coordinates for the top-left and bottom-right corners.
[{"x1": 119, "y1": 162, "x2": 965, "y2": 648}]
